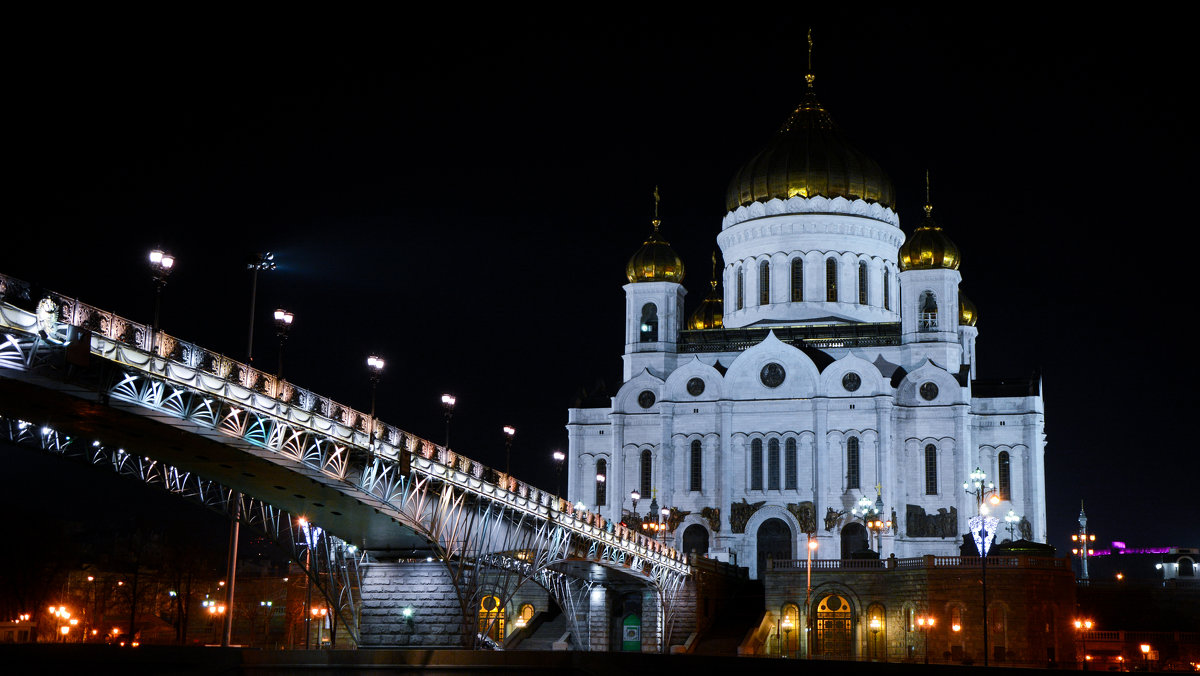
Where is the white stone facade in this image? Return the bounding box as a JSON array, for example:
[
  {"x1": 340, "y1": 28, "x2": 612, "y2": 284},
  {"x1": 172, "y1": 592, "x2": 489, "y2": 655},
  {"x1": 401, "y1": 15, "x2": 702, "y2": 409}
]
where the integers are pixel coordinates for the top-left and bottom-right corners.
[{"x1": 567, "y1": 196, "x2": 1047, "y2": 580}]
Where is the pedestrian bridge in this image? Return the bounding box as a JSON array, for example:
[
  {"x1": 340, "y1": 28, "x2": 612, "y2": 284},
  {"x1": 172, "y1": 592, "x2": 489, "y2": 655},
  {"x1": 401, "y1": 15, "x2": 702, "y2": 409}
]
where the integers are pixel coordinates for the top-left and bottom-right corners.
[{"x1": 0, "y1": 272, "x2": 690, "y2": 649}]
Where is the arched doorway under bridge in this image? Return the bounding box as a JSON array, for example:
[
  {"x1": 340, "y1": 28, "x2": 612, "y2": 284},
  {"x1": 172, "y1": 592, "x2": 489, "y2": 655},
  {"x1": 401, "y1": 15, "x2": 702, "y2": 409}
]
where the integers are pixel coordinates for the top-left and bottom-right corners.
[{"x1": 816, "y1": 593, "x2": 853, "y2": 658}]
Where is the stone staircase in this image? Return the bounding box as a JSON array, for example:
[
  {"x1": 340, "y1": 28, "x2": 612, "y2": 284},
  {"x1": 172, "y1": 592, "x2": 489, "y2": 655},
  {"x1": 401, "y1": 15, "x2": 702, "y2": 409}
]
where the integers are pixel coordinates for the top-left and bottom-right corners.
[{"x1": 512, "y1": 608, "x2": 570, "y2": 650}]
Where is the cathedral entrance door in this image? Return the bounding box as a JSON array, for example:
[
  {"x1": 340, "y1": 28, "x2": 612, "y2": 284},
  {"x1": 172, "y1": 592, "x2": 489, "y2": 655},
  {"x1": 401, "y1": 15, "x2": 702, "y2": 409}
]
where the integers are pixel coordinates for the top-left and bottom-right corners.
[
  {"x1": 816, "y1": 594, "x2": 853, "y2": 658},
  {"x1": 683, "y1": 524, "x2": 709, "y2": 557},
  {"x1": 756, "y1": 518, "x2": 791, "y2": 575}
]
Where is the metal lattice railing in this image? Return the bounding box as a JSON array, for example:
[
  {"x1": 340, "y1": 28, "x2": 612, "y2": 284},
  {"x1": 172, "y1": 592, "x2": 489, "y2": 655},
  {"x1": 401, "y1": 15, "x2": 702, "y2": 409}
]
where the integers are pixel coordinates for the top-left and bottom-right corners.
[{"x1": 0, "y1": 271, "x2": 692, "y2": 648}]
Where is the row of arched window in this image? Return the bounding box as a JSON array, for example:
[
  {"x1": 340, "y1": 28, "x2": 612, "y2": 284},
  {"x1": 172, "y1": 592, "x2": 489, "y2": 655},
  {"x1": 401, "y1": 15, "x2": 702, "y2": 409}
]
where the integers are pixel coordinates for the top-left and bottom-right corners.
[
  {"x1": 599, "y1": 443, "x2": 1010, "y2": 503},
  {"x1": 594, "y1": 450, "x2": 657, "y2": 505},
  {"x1": 734, "y1": 258, "x2": 893, "y2": 311}
]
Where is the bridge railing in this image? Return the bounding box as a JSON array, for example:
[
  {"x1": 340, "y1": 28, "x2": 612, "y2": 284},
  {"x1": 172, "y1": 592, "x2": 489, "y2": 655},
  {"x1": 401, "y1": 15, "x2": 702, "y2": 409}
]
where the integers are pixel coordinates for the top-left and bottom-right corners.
[
  {"x1": 1, "y1": 271, "x2": 687, "y2": 572},
  {"x1": 770, "y1": 554, "x2": 1071, "y2": 572}
]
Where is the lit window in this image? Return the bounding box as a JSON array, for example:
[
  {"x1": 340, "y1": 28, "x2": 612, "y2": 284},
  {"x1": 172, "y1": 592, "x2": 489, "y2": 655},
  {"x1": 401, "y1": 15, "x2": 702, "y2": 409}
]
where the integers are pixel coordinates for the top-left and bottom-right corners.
[
  {"x1": 751, "y1": 439, "x2": 763, "y2": 491},
  {"x1": 791, "y1": 259, "x2": 803, "y2": 302},
  {"x1": 846, "y1": 437, "x2": 860, "y2": 490},
  {"x1": 759, "y1": 260, "x2": 770, "y2": 305},
  {"x1": 826, "y1": 259, "x2": 838, "y2": 302}
]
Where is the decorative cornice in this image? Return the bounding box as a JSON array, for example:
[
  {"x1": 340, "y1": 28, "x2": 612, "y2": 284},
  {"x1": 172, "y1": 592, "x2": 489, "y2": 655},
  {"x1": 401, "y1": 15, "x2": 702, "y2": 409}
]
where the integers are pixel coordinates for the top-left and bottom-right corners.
[{"x1": 723, "y1": 195, "x2": 899, "y2": 229}]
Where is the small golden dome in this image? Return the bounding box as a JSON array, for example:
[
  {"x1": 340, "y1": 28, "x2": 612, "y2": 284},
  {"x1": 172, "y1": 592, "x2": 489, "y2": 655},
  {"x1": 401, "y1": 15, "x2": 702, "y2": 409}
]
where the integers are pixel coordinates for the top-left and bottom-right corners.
[
  {"x1": 959, "y1": 291, "x2": 978, "y2": 327},
  {"x1": 626, "y1": 220, "x2": 685, "y2": 284},
  {"x1": 899, "y1": 204, "x2": 961, "y2": 271},
  {"x1": 689, "y1": 281, "x2": 724, "y2": 329},
  {"x1": 726, "y1": 75, "x2": 895, "y2": 213}
]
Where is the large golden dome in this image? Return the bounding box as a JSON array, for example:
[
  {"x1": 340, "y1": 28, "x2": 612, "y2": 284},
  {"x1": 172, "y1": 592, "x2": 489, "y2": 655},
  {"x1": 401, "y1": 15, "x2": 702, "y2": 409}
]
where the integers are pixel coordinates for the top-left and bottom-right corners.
[
  {"x1": 726, "y1": 75, "x2": 895, "y2": 213},
  {"x1": 626, "y1": 219, "x2": 685, "y2": 284},
  {"x1": 899, "y1": 204, "x2": 961, "y2": 271}
]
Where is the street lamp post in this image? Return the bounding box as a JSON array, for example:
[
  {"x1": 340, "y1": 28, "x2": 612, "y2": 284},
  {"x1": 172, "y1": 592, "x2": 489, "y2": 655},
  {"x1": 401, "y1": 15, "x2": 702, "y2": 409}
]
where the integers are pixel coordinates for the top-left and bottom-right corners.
[
  {"x1": 273, "y1": 309, "x2": 294, "y2": 380},
  {"x1": 552, "y1": 450, "x2": 566, "y2": 496},
  {"x1": 148, "y1": 248, "x2": 175, "y2": 354},
  {"x1": 805, "y1": 535, "x2": 817, "y2": 657},
  {"x1": 441, "y1": 394, "x2": 456, "y2": 448},
  {"x1": 964, "y1": 466, "x2": 1001, "y2": 667},
  {"x1": 870, "y1": 616, "x2": 882, "y2": 661},
  {"x1": 781, "y1": 615, "x2": 793, "y2": 659},
  {"x1": 629, "y1": 490, "x2": 641, "y2": 521},
  {"x1": 1074, "y1": 618, "x2": 1094, "y2": 669},
  {"x1": 367, "y1": 356, "x2": 385, "y2": 451},
  {"x1": 1004, "y1": 509, "x2": 1020, "y2": 541},
  {"x1": 917, "y1": 615, "x2": 936, "y2": 664},
  {"x1": 594, "y1": 473, "x2": 605, "y2": 513},
  {"x1": 245, "y1": 252, "x2": 276, "y2": 365},
  {"x1": 502, "y1": 426, "x2": 516, "y2": 477}
]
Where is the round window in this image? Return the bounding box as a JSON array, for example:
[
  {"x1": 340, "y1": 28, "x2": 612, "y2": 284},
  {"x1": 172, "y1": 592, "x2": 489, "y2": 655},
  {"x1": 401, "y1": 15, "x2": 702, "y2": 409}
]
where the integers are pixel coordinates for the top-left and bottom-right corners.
[
  {"x1": 842, "y1": 372, "x2": 861, "y2": 392},
  {"x1": 638, "y1": 390, "x2": 656, "y2": 408},
  {"x1": 919, "y1": 382, "x2": 939, "y2": 401},
  {"x1": 686, "y1": 377, "x2": 706, "y2": 396},
  {"x1": 760, "y1": 363, "x2": 786, "y2": 388}
]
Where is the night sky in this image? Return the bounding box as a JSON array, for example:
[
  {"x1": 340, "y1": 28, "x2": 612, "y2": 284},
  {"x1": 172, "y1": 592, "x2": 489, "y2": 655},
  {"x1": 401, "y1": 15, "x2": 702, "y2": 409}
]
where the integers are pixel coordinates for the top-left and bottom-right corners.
[{"x1": 5, "y1": 12, "x2": 1195, "y2": 562}]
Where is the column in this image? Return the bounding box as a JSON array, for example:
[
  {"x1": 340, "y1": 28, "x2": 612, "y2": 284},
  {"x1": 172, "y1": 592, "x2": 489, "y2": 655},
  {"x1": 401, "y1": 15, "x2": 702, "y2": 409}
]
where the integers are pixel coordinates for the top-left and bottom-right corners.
[
  {"x1": 610, "y1": 414, "x2": 626, "y2": 523},
  {"x1": 718, "y1": 402, "x2": 733, "y2": 536},
  {"x1": 660, "y1": 403, "x2": 675, "y2": 508},
  {"x1": 588, "y1": 585, "x2": 609, "y2": 651}
]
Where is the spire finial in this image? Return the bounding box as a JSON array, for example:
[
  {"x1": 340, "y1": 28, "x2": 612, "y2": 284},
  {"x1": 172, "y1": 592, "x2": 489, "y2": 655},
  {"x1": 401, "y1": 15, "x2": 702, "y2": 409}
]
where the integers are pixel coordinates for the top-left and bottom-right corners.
[
  {"x1": 652, "y1": 185, "x2": 661, "y2": 231},
  {"x1": 806, "y1": 28, "x2": 815, "y2": 87},
  {"x1": 711, "y1": 251, "x2": 718, "y2": 289},
  {"x1": 924, "y1": 170, "x2": 933, "y2": 218}
]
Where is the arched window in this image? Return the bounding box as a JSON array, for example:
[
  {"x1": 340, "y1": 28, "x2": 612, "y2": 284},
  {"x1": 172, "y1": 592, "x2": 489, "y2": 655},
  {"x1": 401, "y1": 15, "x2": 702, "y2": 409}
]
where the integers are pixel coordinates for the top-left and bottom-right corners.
[
  {"x1": 767, "y1": 439, "x2": 780, "y2": 490},
  {"x1": 595, "y1": 459, "x2": 606, "y2": 506},
  {"x1": 640, "y1": 449, "x2": 652, "y2": 496},
  {"x1": 750, "y1": 439, "x2": 763, "y2": 491},
  {"x1": 780, "y1": 603, "x2": 800, "y2": 657},
  {"x1": 858, "y1": 261, "x2": 868, "y2": 305},
  {"x1": 925, "y1": 444, "x2": 938, "y2": 495},
  {"x1": 759, "y1": 260, "x2": 770, "y2": 305},
  {"x1": 867, "y1": 604, "x2": 887, "y2": 660},
  {"x1": 998, "y1": 451, "x2": 1011, "y2": 500},
  {"x1": 736, "y1": 266, "x2": 744, "y2": 310},
  {"x1": 639, "y1": 303, "x2": 658, "y2": 342},
  {"x1": 785, "y1": 438, "x2": 797, "y2": 490},
  {"x1": 826, "y1": 259, "x2": 838, "y2": 302},
  {"x1": 689, "y1": 440, "x2": 702, "y2": 492},
  {"x1": 883, "y1": 267, "x2": 891, "y2": 311},
  {"x1": 846, "y1": 437, "x2": 860, "y2": 490},
  {"x1": 791, "y1": 258, "x2": 803, "y2": 302},
  {"x1": 918, "y1": 290, "x2": 937, "y2": 332}
]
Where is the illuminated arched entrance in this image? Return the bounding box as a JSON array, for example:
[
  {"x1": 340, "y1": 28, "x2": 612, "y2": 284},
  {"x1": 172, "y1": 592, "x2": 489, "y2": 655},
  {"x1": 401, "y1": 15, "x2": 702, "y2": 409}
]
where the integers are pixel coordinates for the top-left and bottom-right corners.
[
  {"x1": 816, "y1": 594, "x2": 853, "y2": 658},
  {"x1": 478, "y1": 595, "x2": 505, "y2": 641}
]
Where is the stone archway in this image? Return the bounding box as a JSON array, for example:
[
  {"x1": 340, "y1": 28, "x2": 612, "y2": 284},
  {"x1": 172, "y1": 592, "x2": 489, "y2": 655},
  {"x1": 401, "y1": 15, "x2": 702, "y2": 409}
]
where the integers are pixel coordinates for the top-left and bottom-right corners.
[
  {"x1": 757, "y1": 518, "x2": 792, "y2": 576},
  {"x1": 840, "y1": 521, "x2": 869, "y2": 556},
  {"x1": 682, "y1": 524, "x2": 709, "y2": 557}
]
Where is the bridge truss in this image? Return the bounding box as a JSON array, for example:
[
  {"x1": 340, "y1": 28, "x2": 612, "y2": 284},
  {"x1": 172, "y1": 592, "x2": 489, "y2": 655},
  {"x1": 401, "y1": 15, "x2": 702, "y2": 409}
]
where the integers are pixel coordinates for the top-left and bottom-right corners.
[{"x1": 0, "y1": 273, "x2": 691, "y2": 649}]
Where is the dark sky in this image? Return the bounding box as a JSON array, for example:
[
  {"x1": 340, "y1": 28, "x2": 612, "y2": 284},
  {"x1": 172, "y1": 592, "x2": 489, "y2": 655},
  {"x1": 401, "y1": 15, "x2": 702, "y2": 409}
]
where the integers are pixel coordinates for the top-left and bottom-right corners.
[{"x1": 5, "y1": 12, "x2": 1195, "y2": 560}]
